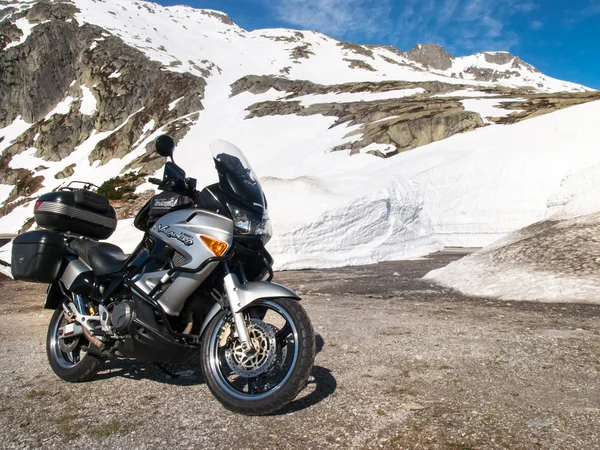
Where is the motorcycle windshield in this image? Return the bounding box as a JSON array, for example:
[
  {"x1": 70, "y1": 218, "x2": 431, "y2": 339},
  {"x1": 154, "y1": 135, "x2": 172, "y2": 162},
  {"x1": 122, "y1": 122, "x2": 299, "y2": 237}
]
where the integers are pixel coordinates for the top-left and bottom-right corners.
[{"x1": 209, "y1": 140, "x2": 266, "y2": 212}]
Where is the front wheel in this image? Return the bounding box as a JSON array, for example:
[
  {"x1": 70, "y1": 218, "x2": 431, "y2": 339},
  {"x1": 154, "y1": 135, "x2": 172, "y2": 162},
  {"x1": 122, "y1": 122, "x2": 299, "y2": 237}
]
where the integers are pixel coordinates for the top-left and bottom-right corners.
[{"x1": 201, "y1": 298, "x2": 315, "y2": 415}]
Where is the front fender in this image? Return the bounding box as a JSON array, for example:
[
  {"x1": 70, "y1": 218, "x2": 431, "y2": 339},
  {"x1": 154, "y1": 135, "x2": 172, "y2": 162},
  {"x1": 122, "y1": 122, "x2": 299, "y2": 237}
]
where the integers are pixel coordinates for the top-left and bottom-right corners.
[
  {"x1": 198, "y1": 274, "x2": 300, "y2": 337},
  {"x1": 224, "y1": 273, "x2": 299, "y2": 314}
]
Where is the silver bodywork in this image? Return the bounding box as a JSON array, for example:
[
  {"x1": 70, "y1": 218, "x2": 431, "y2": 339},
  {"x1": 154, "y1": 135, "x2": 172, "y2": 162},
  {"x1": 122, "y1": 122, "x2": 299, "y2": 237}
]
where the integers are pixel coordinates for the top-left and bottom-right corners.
[
  {"x1": 134, "y1": 209, "x2": 234, "y2": 316},
  {"x1": 61, "y1": 258, "x2": 92, "y2": 289}
]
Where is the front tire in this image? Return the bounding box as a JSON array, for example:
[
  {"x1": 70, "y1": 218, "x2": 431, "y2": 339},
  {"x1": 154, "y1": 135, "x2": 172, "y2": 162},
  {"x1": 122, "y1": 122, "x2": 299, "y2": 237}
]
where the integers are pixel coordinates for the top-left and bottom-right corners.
[
  {"x1": 201, "y1": 298, "x2": 315, "y2": 415},
  {"x1": 46, "y1": 309, "x2": 104, "y2": 382}
]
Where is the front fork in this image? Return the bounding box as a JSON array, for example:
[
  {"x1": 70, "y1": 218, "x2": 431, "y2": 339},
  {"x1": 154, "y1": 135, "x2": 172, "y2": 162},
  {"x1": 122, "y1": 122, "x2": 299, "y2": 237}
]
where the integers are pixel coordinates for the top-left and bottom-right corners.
[{"x1": 223, "y1": 264, "x2": 254, "y2": 352}]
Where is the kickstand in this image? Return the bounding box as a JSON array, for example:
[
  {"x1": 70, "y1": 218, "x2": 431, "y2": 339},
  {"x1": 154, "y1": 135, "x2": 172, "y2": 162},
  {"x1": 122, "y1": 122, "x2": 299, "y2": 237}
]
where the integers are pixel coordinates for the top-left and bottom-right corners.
[{"x1": 155, "y1": 363, "x2": 180, "y2": 379}]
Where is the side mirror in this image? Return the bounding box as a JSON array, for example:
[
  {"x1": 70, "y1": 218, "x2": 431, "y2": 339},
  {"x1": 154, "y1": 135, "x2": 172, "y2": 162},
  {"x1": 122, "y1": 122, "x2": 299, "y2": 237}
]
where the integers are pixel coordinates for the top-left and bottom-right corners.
[{"x1": 155, "y1": 135, "x2": 175, "y2": 159}]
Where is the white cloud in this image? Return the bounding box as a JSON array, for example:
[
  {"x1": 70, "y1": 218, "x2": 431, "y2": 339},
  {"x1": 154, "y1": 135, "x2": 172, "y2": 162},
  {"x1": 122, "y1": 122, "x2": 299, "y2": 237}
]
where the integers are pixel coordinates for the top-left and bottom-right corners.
[
  {"x1": 530, "y1": 20, "x2": 544, "y2": 30},
  {"x1": 270, "y1": 0, "x2": 392, "y2": 38}
]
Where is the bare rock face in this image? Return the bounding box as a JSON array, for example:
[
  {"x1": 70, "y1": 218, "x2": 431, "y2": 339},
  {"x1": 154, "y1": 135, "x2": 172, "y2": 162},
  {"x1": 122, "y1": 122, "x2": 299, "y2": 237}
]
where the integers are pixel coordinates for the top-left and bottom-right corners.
[
  {"x1": 344, "y1": 58, "x2": 376, "y2": 71},
  {"x1": 464, "y1": 66, "x2": 521, "y2": 82},
  {"x1": 0, "y1": 0, "x2": 207, "y2": 211},
  {"x1": 483, "y1": 51, "x2": 514, "y2": 65},
  {"x1": 0, "y1": 16, "x2": 87, "y2": 126},
  {"x1": 489, "y1": 91, "x2": 600, "y2": 125},
  {"x1": 36, "y1": 109, "x2": 95, "y2": 161},
  {"x1": 337, "y1": 42, "x2": 374, "y2": 59},
  {"x1": 333, "y1": 102, "x2": 484, "y2": 157},
  {"x1": 406, "y1": 44, "x2": 454, "y2": 71},
  {"x1": 198, "y1": 10, "x2": 233, "y2": 25},
  {"x1": 290, "y1": 44, "x2": 314, "y2": 61},
  {"x1": 54, "y1": 163, "x2": 76, "y2": 179}
]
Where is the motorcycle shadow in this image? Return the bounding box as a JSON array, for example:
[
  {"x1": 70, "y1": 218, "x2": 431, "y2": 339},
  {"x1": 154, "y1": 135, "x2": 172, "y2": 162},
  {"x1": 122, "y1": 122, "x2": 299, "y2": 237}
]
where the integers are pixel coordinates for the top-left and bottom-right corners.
[
  {"x1": 93, "y1": 333, "x2": 337, "y2": 411},
  {"x1": 95, "y1": 358, "x2": 205, "y2": 386},
  {"x1": 269, "y1": 333, "x2": 337, "y2": 415},
  {"x1": 271, "y1": 365, "x2": 337, "y2": 415}
]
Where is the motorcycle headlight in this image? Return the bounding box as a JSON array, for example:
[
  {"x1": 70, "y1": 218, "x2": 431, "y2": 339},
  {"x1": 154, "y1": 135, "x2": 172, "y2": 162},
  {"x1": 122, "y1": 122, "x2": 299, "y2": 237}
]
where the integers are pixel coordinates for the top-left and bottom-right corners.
[{"x1": 228, "y1": 204, "x2": 272, "y2": 244}]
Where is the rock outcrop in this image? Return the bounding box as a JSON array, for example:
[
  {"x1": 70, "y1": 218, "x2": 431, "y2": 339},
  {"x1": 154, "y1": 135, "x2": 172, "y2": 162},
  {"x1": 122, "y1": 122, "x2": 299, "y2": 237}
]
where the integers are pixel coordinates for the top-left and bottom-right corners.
[
  {"x1": 489, "y1": 91, "x2": 600, "y2": 125},
  {"x1": 240, "y1": 76, "x2": 486, "y2": 158},
  {"x1": 231, "y1": 75, "x2": 477, "y2": 98},
  {"x1": 54, "y1": 163, "x2": 76, "y2": 179},
  {"x1": 406, "y1": 44, "x2": 454, "y2": 71}
]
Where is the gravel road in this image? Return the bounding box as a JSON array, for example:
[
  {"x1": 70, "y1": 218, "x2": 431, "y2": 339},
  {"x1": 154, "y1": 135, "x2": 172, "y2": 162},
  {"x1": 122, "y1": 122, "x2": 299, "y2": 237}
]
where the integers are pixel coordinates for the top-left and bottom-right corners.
[{"x1": 0, "y1": 253, "x2": 599, "y2": 449}]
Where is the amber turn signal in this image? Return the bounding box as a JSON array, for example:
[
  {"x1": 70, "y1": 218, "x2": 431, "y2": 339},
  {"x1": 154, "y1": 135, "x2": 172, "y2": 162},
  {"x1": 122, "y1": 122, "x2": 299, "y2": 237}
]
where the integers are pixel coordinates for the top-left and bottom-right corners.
[{"x1": 200, "y1": 235, "x2": 228, "y2": 257}]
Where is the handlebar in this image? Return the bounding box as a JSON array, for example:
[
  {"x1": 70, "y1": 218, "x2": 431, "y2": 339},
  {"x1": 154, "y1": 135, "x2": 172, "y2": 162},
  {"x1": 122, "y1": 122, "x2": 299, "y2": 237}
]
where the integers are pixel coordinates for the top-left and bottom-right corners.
[{"x1": 148, "y1": 177, "x2": 161, "y2": 185}]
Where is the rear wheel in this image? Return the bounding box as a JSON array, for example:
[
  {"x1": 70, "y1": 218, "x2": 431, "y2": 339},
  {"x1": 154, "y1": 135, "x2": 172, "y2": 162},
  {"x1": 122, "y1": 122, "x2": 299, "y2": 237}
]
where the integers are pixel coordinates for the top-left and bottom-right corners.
[
  {"x1": 201, "y1": 298, "x2": 315, "y2": 415},
  {"x1": 46, "y1": 309, "x2": 104, "y2": 382}
]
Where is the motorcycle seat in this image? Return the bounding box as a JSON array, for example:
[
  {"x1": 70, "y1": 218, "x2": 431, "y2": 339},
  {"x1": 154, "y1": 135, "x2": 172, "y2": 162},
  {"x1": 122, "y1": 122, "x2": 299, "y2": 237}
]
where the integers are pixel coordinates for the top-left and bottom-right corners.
[{"x1": 70, "y1": 239, "x2": 129, "y2": 276}]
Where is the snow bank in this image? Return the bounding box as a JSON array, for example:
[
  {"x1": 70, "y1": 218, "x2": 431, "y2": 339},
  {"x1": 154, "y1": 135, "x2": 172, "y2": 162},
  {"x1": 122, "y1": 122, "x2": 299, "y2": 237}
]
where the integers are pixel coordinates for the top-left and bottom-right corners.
[
  {"x1": 268, "y1": 180, "x2": 440, "y2": 270},
  {"x1": 425, "y1": 211, "x2": 600, "y2": 304}
]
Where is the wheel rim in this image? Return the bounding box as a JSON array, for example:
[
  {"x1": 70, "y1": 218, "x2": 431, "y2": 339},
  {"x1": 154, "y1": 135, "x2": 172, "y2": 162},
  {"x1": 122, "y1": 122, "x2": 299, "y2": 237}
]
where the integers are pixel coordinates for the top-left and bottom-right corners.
[
  {"x1": 49, "y1": 312, "x2": 86, "y2": 369},
  {"x1": 208, "y1": 300, "x2": 299, "y2": 401}
]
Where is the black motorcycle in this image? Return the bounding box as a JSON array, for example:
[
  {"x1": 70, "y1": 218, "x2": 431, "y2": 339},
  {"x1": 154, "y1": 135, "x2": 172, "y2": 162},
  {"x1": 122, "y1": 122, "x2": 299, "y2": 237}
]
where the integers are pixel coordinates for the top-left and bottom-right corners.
[{"x1": 11, "y1": 135, "x2": 315, "y2": 415}]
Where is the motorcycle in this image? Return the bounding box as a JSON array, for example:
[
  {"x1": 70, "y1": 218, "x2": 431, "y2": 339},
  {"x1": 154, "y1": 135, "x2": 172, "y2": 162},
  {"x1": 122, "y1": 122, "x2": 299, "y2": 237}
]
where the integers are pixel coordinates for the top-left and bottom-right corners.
[{"x1": 10, "y1": 135, "x2": 316, "y2": 415}]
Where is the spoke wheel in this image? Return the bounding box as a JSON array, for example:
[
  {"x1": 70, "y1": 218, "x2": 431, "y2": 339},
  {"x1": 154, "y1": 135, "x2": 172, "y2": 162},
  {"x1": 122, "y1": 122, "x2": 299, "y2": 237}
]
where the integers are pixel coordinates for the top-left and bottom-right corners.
[{"x1": 201, "y1": 298, "x2": 315, "y2": 415}]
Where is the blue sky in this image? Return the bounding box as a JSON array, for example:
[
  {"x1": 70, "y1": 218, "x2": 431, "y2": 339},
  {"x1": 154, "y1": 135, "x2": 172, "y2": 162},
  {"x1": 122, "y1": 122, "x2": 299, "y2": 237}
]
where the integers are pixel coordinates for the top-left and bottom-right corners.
[{"x1": 157, "y1": 0, "x2": 600, "y2": 89}]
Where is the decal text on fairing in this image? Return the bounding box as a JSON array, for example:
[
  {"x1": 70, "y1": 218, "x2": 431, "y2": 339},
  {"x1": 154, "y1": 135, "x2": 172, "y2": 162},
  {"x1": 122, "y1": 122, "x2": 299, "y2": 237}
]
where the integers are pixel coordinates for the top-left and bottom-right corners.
[{"x1": 157, "y1": 224, "x2": 194, "y2": 246}]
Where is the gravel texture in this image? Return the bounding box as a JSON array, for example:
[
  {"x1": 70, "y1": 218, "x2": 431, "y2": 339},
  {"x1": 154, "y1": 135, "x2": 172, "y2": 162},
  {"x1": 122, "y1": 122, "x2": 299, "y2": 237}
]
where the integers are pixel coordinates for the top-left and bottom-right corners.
[{"x1": 0, "y1": 253, "x2": 599, "y2": 449}]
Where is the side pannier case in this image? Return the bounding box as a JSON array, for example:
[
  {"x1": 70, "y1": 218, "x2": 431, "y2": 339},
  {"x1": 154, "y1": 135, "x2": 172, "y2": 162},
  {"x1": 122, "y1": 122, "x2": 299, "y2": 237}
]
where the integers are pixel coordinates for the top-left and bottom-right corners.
[
  {"x1": 11, "y1": 230, "x2": 66, "y2": 283},
  {"x1": 34, "y1": 189, "x2": 117, "y2": 239}
]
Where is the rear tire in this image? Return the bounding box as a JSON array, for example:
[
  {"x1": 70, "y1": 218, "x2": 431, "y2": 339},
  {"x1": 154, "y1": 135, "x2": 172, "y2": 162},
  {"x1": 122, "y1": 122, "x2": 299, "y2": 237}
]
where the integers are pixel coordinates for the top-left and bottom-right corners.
[
  {"x1": 46, "y1": 309, "x2": 104, "y2": 382},
  {"x1": 201, "y1": 298, "x2": 315, "y2": 415}
]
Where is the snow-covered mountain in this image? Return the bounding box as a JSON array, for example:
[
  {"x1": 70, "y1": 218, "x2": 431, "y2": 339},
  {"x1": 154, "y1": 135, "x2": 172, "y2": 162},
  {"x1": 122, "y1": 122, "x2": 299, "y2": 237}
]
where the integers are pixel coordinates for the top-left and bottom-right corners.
[{"x1": 1, "y1": 0, "x2": 599, "y2": 270}]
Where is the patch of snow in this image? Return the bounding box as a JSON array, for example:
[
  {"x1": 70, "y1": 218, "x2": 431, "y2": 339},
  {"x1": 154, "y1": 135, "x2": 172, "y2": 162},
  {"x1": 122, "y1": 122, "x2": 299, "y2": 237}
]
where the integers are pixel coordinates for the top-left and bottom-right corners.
[
  {"x1": 79, "y1": 86, "x2": 97, "y2": 116},
  {"x1": 4, "y1": 17, "x2": 37, "y2": 49},
  {"x1": 424, "y1": 211, "x2": 600, "y2": 304},
  {"x1": 461, "y1": 98, "x2": 523, "y2": 123},
  {"x1": 291, "y1": 88, "x2": 425, "y2": 106},
  {"x1": 8, "y1": 147, "x2": 39, "y2": 170},
  {"x1": 142, "y1": 119, "x2": 155, "y2": 135},
  {"x1": 0, "y1": 116, "x2": 32, "y2": 153},
  {"x1": 359, "y1": 143, "x2": 396, "y2": 155},
  {"x1": 44, "y1": 96, "x2": 74, "y2": 119},
  {"x1": 108, "y1": 71, "x2": 121, "y2": 78},
  {"x1": 0, "y1": 185, "x2": 14, "y2": 207},
  {"x1": 168, "y1": 96, "x2": 184, "y2": 111}
]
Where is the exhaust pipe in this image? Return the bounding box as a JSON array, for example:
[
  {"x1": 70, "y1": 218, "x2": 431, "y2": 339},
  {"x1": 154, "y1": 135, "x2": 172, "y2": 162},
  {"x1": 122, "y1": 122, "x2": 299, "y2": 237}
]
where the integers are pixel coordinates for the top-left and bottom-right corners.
[{"x1": 82, "y1": 326, "x2": 103, "y2": 349}]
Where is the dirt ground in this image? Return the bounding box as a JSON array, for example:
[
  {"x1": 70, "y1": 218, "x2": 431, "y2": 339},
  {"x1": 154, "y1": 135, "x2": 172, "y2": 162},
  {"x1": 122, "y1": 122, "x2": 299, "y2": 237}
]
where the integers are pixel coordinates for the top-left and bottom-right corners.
[{"x1": 0, "y1": 253, "x2": 599, "y2": 449}]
